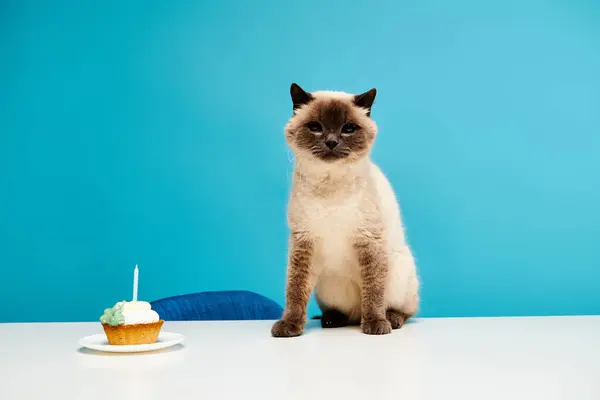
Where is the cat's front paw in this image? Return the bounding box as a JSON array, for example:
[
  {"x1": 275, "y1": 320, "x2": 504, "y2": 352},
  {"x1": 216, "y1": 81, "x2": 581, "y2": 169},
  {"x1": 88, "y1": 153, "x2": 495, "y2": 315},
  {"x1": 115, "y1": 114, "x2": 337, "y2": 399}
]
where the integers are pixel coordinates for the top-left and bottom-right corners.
[
  {"x1": 271, "y1": 319, "x2": 304, "y2": 338},
  {"x1": 362, "y1": 318, "x2": 392, "y2": 335}
]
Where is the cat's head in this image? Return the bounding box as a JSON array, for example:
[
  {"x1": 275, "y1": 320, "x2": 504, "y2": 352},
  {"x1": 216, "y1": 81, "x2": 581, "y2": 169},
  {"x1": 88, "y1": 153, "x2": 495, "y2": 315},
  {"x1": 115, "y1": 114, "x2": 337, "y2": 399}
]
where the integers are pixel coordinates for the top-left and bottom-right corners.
[{"x1": 284, "y1": 83, "x2": 378, "y2": 164}]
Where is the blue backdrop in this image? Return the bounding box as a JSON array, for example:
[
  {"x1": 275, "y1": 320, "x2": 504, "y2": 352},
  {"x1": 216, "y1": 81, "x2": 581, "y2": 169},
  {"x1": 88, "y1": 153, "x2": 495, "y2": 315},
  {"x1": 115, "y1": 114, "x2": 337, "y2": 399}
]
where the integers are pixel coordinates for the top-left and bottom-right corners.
[{"x1": 1, "y1": 0, "x2": 599, "y2": 323}]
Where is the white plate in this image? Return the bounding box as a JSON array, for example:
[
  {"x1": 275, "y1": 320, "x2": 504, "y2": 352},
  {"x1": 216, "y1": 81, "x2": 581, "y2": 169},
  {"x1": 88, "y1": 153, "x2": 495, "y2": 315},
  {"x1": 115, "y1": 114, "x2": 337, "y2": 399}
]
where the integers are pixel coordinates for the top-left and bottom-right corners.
[{"x1": 78, "y1": 331, "x2": 185, "y2": 353}]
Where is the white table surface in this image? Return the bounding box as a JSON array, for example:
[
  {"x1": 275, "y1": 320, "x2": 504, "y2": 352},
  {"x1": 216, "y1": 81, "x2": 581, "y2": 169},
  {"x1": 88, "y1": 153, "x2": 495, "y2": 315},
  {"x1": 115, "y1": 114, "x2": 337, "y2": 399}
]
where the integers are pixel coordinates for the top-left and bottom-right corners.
[{"x1": 1, "y1": 316, "x2": 599, "y2": 400}]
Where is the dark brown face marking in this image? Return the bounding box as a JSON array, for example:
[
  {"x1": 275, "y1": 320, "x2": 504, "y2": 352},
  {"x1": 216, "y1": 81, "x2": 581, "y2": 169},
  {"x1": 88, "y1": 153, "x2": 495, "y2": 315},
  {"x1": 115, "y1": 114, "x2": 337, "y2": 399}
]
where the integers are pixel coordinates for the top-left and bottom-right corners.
[
  {"x1": 317, "y1": 99, "x2": 349, "y2": 128},
  {"x1": 293, "y1": 99, "x2": 374, "y2": 162},
  {"x1": 290, "y1": 83, "x2": 313, "y2": 112}
]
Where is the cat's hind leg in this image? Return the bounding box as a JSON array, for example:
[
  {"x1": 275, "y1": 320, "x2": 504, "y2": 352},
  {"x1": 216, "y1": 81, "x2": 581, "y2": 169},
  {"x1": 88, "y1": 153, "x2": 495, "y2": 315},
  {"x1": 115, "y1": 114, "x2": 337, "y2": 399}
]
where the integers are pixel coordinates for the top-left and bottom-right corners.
[
  {"x1": 385, "y1": 252, "x2": 420, "y2": 329},
  {"x1": 400, "y1": 269, "x2": 419, "y2": 321},
  {"x1": 385, "y1": 309, "x2": 406, "y2": 329},
  {"x1": 385, "y1": 291, "x2": 417, "y2": 329},
  {"x1": 389, "y1": 271, "x2": 419, "y2": 329}
]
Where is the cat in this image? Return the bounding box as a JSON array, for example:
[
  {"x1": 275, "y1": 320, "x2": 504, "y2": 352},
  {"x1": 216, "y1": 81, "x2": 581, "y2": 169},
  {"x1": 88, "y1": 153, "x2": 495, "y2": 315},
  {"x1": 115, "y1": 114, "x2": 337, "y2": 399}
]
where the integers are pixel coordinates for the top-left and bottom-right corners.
[{"x1": 271, "y1": 83, "x2": 419, "y2": 337}]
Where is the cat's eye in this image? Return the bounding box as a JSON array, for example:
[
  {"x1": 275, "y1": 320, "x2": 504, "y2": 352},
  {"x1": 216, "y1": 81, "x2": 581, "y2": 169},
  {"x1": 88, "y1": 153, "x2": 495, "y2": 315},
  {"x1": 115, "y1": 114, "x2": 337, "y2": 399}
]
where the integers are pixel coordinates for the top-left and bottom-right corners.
[
  {"x1": 341, "y1": 123, "x2": 357, "y2": 134},
  {"x1": 306, "y1": 122, "x2": 322, "y2": 133}
]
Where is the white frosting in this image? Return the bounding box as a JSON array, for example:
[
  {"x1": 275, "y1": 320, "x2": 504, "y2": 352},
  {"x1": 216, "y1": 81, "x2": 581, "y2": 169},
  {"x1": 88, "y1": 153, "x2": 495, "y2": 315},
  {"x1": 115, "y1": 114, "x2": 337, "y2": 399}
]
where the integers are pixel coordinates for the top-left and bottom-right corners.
[
  {"x1": 122, "y1": 301, "x2": 152, "y2": 312},
  {"x1": 123, "y1": 309, "x2": 160, "y2": 325},
  {"x1": 116, "y1": 301, "x2": 160, "y2": 325}
]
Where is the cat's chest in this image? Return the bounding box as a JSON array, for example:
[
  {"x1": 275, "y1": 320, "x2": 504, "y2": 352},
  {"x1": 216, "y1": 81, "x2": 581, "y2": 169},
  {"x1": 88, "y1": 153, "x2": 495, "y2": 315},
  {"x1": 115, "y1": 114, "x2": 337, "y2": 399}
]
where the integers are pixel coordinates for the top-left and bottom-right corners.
[
  {"x1": 303, "y1": 198, "x2": 363, "y2": 274},
  {"x1": 304, "y1": 196, "x2": 363, "y2": 239}
]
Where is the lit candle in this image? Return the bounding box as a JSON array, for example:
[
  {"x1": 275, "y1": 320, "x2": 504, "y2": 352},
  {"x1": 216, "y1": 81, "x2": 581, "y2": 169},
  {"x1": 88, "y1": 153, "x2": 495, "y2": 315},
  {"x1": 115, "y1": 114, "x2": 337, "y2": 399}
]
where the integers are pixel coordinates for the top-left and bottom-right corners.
[{"x1": 132, "y1": 264, "x2": 139, "y2": 302}]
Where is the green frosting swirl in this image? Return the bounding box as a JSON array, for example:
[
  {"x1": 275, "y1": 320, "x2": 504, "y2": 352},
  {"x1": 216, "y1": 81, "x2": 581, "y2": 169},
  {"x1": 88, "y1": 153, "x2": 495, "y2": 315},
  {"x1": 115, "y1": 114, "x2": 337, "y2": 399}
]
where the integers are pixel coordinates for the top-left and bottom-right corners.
[{"x1": 99, "y1": 302, "x2": 125, "y2": 326}]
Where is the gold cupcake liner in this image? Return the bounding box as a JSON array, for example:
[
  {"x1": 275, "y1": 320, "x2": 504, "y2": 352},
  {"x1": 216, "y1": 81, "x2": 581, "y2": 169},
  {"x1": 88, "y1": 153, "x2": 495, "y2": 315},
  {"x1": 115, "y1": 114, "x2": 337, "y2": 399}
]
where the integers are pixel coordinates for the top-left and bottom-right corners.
[{"x1": 101, "y1": 320, "x2": 164, "y2": 345}]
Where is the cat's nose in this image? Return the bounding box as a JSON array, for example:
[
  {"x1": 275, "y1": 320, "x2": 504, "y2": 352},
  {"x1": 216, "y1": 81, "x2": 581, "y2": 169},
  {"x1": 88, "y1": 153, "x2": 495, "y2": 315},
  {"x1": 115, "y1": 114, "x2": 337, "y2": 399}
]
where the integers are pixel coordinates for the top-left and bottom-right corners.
[{"x1": 325, "y1": 140, "x2": 338, "y2": 150}]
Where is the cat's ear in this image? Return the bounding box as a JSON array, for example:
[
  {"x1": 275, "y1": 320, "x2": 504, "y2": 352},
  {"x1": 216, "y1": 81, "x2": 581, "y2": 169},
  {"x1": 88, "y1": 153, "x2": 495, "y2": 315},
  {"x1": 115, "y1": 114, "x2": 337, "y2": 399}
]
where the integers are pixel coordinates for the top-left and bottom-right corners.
[
  {"x1": 354, "y1": 88, "x2": 377, "y2": 116},
  {"x1": 290, "y1": 83, "x2": 313, "y2": 112}
]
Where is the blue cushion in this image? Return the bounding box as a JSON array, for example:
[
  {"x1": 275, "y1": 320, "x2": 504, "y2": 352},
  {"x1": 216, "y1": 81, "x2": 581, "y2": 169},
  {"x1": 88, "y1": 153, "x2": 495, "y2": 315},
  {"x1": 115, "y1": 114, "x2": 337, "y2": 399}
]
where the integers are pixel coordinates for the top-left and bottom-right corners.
[{"x1": 150, "y1": 290, "x2": 283, "y2": 321}]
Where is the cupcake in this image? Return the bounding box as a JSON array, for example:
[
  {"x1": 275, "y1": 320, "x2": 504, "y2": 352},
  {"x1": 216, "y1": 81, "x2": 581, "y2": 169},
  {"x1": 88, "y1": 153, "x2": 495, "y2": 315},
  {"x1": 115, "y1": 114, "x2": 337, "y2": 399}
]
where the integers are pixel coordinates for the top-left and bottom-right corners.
[{"x1": 100, "y1": 300, "x2": 164, "y2": 345}]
